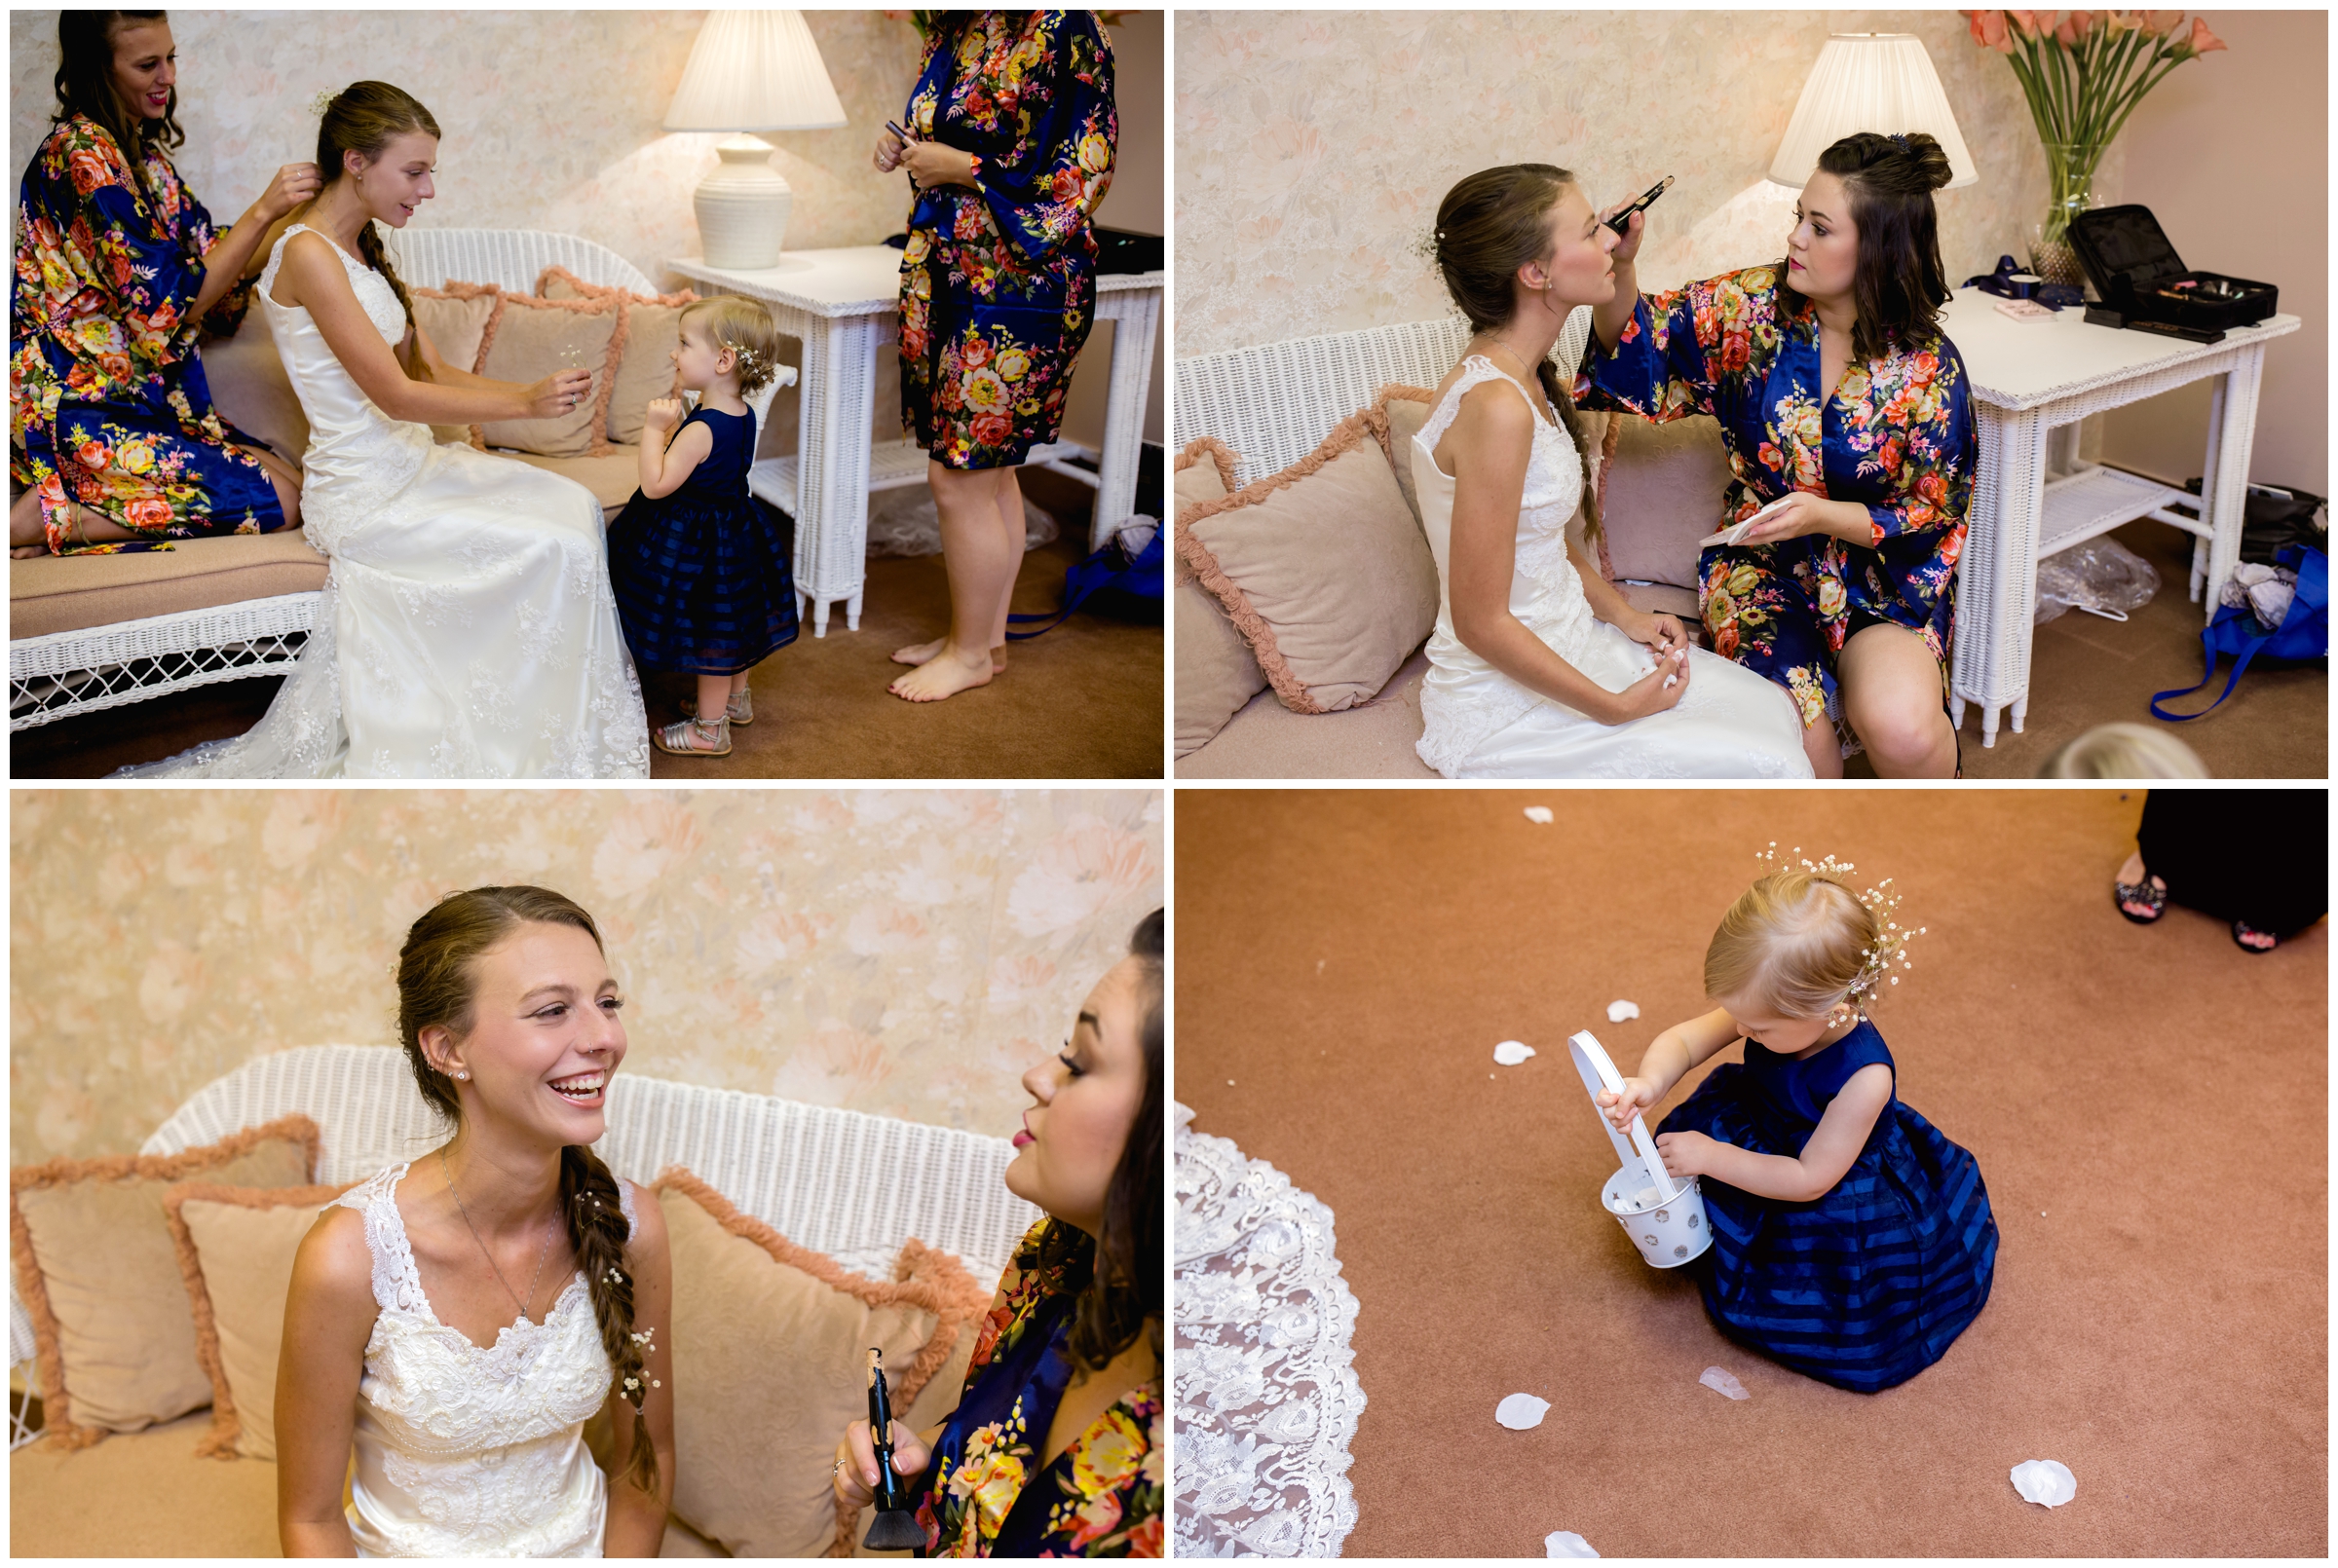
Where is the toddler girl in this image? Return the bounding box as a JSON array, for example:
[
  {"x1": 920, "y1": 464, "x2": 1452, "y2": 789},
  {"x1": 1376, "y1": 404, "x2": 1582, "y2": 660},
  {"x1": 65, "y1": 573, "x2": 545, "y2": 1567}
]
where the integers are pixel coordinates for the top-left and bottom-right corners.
[
  {"x1": 1598, "y1": 856, "x2": 1997, "y2": 1392},
  {"x1": 608, "y1": 296, "x2": 797, "y2": 758}
]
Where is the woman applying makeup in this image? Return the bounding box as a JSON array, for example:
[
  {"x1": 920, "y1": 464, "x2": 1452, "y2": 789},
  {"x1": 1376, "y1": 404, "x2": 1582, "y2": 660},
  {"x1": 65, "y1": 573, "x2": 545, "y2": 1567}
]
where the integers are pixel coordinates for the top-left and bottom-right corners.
[
  {"x1": 833, "y1": 910, "x2": 1162, "y2": 1556},
  {"x1": 1583, "y1": 131, "x2": 1977, "y2": 778}
]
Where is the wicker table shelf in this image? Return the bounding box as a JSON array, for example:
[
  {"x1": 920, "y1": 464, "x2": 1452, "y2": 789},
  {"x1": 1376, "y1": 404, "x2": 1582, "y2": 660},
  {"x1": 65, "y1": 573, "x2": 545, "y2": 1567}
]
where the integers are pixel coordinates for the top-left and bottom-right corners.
[
  {"x1": 1939, "y1": 287, "x2": 2302, "y2": 746},
  {"x1": 668, "y1": 248, "x2": 1163, "y2": 637}
]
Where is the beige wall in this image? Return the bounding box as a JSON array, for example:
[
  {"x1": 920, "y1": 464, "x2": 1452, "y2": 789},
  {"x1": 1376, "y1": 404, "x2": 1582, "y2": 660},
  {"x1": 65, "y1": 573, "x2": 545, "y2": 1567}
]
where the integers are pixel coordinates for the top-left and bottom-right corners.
[
  {"x1": 9, "y1": 789, "x2": 1163, "y2": 1163},
  {"x1": 1174, "y1": 10, "x2": 2097, "y2": 358},
  {"x1": 2097, "y1": 11, "x2": 2325, "y2": 495},
  {"x1": 9, "y1": 8, "x2": 1163, "y2": 470}
]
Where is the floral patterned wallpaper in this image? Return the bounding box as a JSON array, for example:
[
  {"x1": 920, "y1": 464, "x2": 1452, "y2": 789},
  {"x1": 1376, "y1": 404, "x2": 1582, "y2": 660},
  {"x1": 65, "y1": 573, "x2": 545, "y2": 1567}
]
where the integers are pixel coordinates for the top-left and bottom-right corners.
[
  {"x1": 10, "y1": 789, "x2": 1163, "y2": 1162},
  {"x1": 1175, "y1": 10, "x2": 2125, "y2": 357},
  {"x1": 8, "y1": 9, "x2": 924, "y2": 285}
]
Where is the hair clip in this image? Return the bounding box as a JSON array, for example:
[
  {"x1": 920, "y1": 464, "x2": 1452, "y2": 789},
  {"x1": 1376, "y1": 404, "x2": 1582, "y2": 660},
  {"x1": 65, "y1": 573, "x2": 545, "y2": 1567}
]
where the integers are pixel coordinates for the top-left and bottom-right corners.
[{"x1": 311, "y1": 90, "x2": 335, "y2": 118}]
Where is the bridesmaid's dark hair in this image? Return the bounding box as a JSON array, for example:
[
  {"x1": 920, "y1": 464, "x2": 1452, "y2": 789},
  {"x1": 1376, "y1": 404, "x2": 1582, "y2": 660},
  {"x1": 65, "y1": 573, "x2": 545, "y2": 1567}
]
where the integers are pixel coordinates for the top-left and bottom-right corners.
[
  {"x1": 394, "y1": 886, "x2": 659, "y2": 1499},
  {"x1": 1431, "y1": 165, "x2": 1605, "y2": 543},
  {"x1": 53, "y1": 11, "x2": 183, "y2": 196},
  {"x1": 1037, "y1": 908, "x2": 1163, "y2": 1372},
  {"x1": 315, "y1": 82, "x2": 439, "y2": 379},
  {"x1": 1777, "y1": 131, "x2": 1955, "y2": 363}
]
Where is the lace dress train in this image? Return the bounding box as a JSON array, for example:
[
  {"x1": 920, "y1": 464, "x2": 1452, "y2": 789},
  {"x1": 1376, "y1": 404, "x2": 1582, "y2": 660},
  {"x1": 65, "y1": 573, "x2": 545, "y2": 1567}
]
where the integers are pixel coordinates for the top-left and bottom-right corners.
[{"x1": 1411, "y1": 356, "x2": 1812, "y2": 780}]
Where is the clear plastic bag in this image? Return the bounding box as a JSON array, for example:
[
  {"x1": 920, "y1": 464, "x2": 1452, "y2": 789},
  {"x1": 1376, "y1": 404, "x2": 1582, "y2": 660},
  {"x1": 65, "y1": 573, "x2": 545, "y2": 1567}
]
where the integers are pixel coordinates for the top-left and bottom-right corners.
[
  {"x1": 2034, "y1": 536, "x2": 2161, "y2": 623},
  {"x1": 863, "y1": 487, "x2": 1058, "y2": 557}
]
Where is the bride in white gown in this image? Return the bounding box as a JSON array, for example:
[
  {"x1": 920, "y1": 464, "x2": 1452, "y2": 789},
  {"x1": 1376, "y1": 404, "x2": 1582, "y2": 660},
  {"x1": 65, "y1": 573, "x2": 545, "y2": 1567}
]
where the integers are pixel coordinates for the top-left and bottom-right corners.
[
  {"x1": 133, "y1": 82, "x2": 647, "y2": 779},
  {"x1": 1414, "y1": 165, "x2": 1811, "y2": 780}
]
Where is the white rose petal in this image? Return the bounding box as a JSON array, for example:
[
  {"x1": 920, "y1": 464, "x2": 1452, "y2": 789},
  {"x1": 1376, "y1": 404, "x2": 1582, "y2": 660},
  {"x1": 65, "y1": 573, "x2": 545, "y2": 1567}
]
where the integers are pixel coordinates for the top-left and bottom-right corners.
[
  {"x1": 1699, "y1": 1365, "x2": 1751, "y2": 1400},
  {"x1": 1545, "y1": 1531, "x2": 1600, "y2": 1558},
  {"x1": 1607, "y1": 999, "x2": 1640, "y2": 1023},
  {"x1": 2010, "y1": 1459, "x2": 2077, "y2": 1508},
  {"x1": 1493, "y1": 1040, "x2": 1535, "y2": 1065},
  {"x1": 1524, "y1": 806, "x2": 1555, "y2": 824},
  {"x1": 1496, "y1": 1393, "x2": 1550, "y2": 1430}
]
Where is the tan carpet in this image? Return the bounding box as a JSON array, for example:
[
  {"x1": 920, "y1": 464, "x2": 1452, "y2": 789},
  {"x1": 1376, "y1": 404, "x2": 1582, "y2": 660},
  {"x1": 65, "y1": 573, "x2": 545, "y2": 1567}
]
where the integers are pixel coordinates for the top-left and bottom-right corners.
[
  {"x1": 1904, "y1": 517, "x2": 2325, "y2": 779},
  {"x1": 1174, "y1": 788, "x2": 2326, "y2": 1557},
  {"x1": 10, "y1": 470, "x2": 1163, "y2": 780}
]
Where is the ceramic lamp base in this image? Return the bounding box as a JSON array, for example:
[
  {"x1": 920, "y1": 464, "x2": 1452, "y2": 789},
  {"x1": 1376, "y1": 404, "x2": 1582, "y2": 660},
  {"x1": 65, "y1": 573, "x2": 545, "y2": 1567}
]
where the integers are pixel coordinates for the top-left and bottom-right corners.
[{"x1": 695, "y1": 136, "x2": 792, "y2": 271}]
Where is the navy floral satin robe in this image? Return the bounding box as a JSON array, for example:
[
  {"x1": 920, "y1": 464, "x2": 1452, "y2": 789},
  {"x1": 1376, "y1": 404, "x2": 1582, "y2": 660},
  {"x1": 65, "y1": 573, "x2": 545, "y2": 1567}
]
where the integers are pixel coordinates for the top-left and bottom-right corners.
[
  {"x1": 11, "y1": 115, "x2": 285, "y2": 553},
  {"x1": 1577, "y1": 266, "x2": 1977, "y2": 733},
  {"x1": 898, "y1": 11, "x2": 1116, "y2": 470}
]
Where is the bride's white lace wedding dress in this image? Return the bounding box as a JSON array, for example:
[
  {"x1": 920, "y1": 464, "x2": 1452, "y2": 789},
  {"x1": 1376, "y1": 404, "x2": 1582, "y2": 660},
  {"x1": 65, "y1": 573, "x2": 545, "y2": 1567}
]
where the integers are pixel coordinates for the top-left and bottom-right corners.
[
  {"x1": 130, "y1": 226, "x2": 648, "y2": 778},
  {"x1": 329, "y1": 1163, "x2": 636, "y2": 1557},
  {"x1": 1413, "y1": 356, "x2": 1813, "y2": 779}
]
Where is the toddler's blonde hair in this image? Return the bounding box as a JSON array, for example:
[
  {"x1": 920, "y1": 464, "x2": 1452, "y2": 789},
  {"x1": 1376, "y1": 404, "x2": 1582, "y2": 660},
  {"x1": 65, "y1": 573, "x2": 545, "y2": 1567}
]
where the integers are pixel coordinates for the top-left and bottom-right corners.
[
  {"x1": 1705, "y1": 870, "x2": 1880, "y2": 1021},
  {"x1": 682, "y1": 296, "x2": 781, "y2": 395},
  {"x1": 2038, "y1": 723, "x2": 2209, "y2": 779}
]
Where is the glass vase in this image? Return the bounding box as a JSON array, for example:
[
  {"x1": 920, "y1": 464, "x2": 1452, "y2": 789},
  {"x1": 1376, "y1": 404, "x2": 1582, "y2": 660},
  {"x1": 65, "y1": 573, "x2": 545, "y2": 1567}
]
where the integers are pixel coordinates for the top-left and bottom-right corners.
[{"x1": 2028, "y1": 140, "x2": 2107, "y2": 290}]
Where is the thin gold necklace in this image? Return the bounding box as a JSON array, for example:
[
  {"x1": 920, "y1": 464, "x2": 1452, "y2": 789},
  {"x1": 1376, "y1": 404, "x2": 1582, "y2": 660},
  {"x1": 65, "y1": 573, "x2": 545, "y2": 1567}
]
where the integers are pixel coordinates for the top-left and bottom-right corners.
[
  {"x1": 439, "y1": 1146, "x2": 557, "y2": 1325},
  {"x1": 1471, "y1": 334, "x2": 1559, "y2": 424}
]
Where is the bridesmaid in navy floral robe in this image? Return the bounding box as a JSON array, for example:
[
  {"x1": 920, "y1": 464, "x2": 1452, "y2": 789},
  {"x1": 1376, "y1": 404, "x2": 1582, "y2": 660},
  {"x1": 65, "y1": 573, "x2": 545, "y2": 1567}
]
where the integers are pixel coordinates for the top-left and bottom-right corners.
[
  {"x1": 1578, "y1": 132, "x2": 1976, "y2": 776},
  {"x1": 11, "y1": 15, "x2": 314, "y2": 555},
  {"x1": 877, "y1": 10, "x2": 1116, "y2": 701}
]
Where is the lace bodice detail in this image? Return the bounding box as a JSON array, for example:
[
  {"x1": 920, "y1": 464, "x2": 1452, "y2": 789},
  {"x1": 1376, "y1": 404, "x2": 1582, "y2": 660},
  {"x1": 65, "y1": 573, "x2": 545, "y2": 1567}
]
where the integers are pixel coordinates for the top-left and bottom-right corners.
[
  {"x1": 257, "y1": 224, "x2": 433, "y2": 548},
  {"x1": 1414, "y1": 357, "x2": 1598, "y2": 773},
  {"x1": 326, "y1": 1164, "x2": 636, "y2": 1557}
]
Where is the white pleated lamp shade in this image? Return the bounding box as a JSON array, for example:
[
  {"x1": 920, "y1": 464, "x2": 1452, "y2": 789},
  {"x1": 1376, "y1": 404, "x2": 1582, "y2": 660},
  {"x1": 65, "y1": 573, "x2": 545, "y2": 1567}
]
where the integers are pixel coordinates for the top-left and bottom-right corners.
[
  {"x1": 663, "y1": 9, "x2": 848, "y2": 132},
  {"x1": 1768, "y1": 33, "x2": 1978, "y2": 190},
  {"x1": 665, "y1": 10, "x2": 848, "y2": 270}
]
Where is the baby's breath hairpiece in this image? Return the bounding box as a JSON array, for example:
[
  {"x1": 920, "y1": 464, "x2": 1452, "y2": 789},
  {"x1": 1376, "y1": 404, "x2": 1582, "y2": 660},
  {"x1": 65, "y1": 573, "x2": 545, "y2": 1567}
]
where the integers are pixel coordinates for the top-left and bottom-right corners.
[
  {"x1": 1753, "y1": 841, "x2": 1926, "y2": 1023},
  {"x1": 311, "y1": 89, "x2": 336, "y2": 119}
]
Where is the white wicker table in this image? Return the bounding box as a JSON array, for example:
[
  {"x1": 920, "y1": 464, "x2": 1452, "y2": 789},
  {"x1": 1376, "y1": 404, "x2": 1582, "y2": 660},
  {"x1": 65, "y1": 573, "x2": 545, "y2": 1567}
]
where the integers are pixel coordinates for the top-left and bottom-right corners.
[
  {"x1": 667, "y1": 247, "x2": 1164, "y2": 636},
  {"x1": 1939, "y1": 288, "x2": 2302, "y2": 746}
]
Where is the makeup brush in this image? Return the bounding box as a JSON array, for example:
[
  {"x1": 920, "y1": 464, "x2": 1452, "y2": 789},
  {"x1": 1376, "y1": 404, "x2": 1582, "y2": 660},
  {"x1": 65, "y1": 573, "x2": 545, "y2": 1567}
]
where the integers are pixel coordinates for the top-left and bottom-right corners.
[{"x1": 861, "y1": 1349, "x2": 925, "y2": 1551}]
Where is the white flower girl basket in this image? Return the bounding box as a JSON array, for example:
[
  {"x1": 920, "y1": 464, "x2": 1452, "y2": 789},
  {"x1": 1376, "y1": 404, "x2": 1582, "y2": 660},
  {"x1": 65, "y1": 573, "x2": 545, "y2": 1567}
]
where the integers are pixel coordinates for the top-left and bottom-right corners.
[{"x1": 1568, "y1": 1029, "x2": 1712, "y2": 1268}]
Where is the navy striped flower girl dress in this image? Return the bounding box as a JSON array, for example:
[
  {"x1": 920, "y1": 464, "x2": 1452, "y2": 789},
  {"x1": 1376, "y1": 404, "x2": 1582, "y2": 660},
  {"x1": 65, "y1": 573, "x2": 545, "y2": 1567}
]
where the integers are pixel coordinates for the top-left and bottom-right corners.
[{"x1": 1658, "y1": 1019, "x2": 1998, "y2": 1392}]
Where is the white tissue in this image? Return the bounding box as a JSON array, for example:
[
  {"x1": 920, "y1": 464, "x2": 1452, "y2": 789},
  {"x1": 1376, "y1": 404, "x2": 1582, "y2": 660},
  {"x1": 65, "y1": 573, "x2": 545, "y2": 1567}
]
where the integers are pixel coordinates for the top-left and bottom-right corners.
[
  {"x1": 1545, "y1": 1531, "x2": 1600, "y2": 1558},
  {"x1": 1635, "y1": 1186, "x2": 1660, "y2": 1208},
  {"x1": 1607, "y1": 999, "x2": 1640, "y2": 1023},
  {"x1": 1495, "y1": 1393, "x2": 1550, "y2": 1430},
  {"x1": 2010, "y1": 1459, "x2": 2076, "y2": 1508},
  {"x1": 1493, "y1": 1040, "x2": 1535, "y2": 1065},
  {"x1": 1699, "y1": 1366, "x2": 1750, "y2": 1400},
  {"x1": 1524, "y1": 805, "x2": 1555, "y2": 824}
]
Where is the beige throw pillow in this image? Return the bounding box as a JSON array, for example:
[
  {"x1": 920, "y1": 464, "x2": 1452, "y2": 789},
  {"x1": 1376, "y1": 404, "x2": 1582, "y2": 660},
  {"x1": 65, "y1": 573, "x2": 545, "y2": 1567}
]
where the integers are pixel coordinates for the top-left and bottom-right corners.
[
  {"x1": 1174, "y1": 578, "x2": 1265, "y2": 759},
  {"x1": 473, "y1": 291, "x2": 622, "y2": 458},
  {"x1": 1177, "y1": 410, "x2": 1439, "y2": 714},
  {"x1": 1378, "y1": 386, "x2": 1435, "y2": 533},
  {"x1": 539, "y1": 267, "x2": 698, "y2": 446},
  {"x1": 411, "y1": 281, "x2": 502, "y2": 445},
  {"x1": 9, "y1": 1117, "x2": 321, "y2": 1449},
  {"x1": 652, "y1": 1171, "x2": 989, "y2": 1560},
  {"x1": 164, "y1": 1180, "x2": 358, "y2": 1460},
  {"x1": 1600, "y1": 411, "x2": 1731, "y2": 591}
]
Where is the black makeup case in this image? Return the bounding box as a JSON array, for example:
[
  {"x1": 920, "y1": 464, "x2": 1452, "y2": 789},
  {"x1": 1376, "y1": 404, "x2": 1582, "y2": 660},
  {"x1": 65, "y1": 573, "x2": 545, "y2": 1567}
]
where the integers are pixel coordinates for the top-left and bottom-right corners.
[{"x1": 2068, "y1": 205, "x2": 2279, "y2": 332}]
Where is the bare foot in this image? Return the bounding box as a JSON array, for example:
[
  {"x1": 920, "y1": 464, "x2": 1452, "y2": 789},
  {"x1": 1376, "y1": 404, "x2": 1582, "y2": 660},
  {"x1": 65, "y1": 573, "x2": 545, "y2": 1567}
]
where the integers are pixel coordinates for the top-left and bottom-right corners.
[
  {"x1": 888, "y1": 646, "x2": 994, "y2": 702},
  {"x1": 891, "y1": 635, "x2": 1005, "y2": 674},
  {"x1": 10, "y1": 544, "x2": 46, "y2": 558},
  {"x1": 2235, "y1": 920, "x2": 2278, "y2": 952}
]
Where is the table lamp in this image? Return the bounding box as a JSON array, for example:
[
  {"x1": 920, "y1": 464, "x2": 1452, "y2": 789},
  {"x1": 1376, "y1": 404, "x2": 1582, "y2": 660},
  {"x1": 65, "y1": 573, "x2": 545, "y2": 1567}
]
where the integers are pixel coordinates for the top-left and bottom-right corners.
[
  {"x1": 1769, "y1": 33, "x2": 1977, "y2": 190},
  {"x1": 664, "y1": 9, "x2": 848, "y2": 270}
]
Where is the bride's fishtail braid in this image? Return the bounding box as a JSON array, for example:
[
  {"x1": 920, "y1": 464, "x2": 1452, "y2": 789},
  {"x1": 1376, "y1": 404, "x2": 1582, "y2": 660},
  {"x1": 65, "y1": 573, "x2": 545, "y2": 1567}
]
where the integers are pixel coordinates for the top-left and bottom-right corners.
[
  {"x1": 353, "y1": 221, "x2": 426, "y2": 379},
  {"x1": 562, "y1": 1143, "x2": 657, "y2": 1497}
]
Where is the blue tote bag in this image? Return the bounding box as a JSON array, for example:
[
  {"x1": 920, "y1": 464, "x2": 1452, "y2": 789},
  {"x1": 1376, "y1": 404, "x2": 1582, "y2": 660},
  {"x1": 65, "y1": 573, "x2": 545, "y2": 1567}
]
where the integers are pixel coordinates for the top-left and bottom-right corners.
[{"x1": 2150, "y1": 542, "x2": 2327, "y2": 721}]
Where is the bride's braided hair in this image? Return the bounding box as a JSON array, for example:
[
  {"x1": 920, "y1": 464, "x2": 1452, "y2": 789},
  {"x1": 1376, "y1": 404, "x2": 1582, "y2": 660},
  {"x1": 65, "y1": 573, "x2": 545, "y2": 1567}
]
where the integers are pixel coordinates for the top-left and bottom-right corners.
[
  {"x1": 395, "y1": 886, "x2": 660, "y2": 1499},
  {"x1": 1431, "y1": 164, "x2": 1605, "y2": 544},
  {"x1": 315, "y1": 82, "x2": 437, "y2": 379}
]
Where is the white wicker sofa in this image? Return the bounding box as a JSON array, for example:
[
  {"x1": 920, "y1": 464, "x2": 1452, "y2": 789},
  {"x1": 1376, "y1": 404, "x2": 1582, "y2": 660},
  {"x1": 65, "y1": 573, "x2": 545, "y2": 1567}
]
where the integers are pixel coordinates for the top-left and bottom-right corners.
[
  {"x1": 9, "y1": 1044, "x2": 1033, "y2": 1557},
  {"x1": 1174, "y1": 308, "x2": 1729, "y2": 778},
  {"x1": 9, "y1": 229, "x2": 784, "y2": 733}
]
